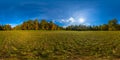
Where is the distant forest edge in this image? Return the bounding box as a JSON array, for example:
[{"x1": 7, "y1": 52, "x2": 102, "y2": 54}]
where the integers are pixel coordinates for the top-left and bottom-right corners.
[{"x1": 0, "y1": 18, "x2": 119, "y2": 31}]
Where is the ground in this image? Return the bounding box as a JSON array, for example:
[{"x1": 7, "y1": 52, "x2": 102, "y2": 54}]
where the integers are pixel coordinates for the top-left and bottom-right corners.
[{"x1": 0, "y1": 31, "x2": 120, "y2": 60}]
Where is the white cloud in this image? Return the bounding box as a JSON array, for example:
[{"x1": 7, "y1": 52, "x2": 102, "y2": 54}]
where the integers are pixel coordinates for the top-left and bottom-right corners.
[
  {"x1": 59, "y1": 17, "x2": 90, "y2": 27},
  {"x1": 10, "y1": 24, "x2": 18, "y2": 27},
  {"x1": 60, "y1": 19, "x2": 66, "y2": 23},
  {"x1": 68, "y1": 17, "x2": 75, "y2": 23},
  {"x1": 60, "y1": 17, "x2": 75, "y2": 23},
  {"x1": 61, "y1": 19, "x2": 66, "y2": 22},
  {"x1": 83, "y1": 23, "x2": 91, "y2": 26}
]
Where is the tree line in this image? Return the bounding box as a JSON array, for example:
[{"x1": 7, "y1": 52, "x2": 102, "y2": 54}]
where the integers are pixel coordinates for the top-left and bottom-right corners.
[
  {"x1": 0, "y1": 19, "x2": 63, "y2": 30},
  {"x1": 14, "y1": 19, "x2": 63, "y2": 30},
  {"x1": 66, "y1": 18, "x2": 120, "y2": 31},
  {"x1": 0, "y1": 18, "x2": 120, "y2": 31}
]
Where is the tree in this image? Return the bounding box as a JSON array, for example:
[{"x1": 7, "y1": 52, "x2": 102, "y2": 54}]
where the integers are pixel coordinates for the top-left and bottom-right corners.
[
  {"x1": 3, "y1": 24, "x2": 11, "y2": 30},
  {"x1": 108, "y1": 18, "x2": 118, "y2": 31},
  {"x1": 21, "y1": 21, "x2": 28, "y2": 30},
  {"x1": 101, "y1": 24, "x2": 108, "y2": 31},
  {"x1": 49, "y1": 21, "x2": 57, "y2": 30},
  {"x1": 0, "y1": 25, "x2": 3, "y2": 30},
  {"x1": 34, "y1": 19, "x2": 39, "y2": 30},
  {"x1": 13, "y1": 25, "x2": 21, "y2": 30},
  {"x1": 39, "y1": 20, "x2": 48, "y2": 30},
  {"x1": 27, "y1": 20, "x2": 34, "y2": 30},
  {"x1": 21, "y1": 20, "x2": 35, "y2": 30}
]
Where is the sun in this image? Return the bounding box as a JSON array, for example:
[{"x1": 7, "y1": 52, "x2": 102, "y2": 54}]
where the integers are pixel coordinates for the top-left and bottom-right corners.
[{"x1": 79, "y1": 18, "x2": 85, "y2": 23}]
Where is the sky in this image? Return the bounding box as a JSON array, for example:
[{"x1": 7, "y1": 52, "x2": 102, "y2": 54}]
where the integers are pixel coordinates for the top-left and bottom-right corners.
[{"x1": 0, "y1": 0, "x2": 120, "y2": 27}]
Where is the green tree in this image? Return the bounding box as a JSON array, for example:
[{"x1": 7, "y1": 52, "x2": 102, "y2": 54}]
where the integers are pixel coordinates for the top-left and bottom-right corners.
[
  {"x1": 3, "y1": 24, "x2": 11, "y2": 30},
  {"x1": 101, "y1": 24, "x2": 108, "y2": 31},
  {"x1": 14, "y1": 25, "x2": 21, "y2": 30},
  {"x1": 108, "y1": 18, "x2": 118, "y2": 31}
]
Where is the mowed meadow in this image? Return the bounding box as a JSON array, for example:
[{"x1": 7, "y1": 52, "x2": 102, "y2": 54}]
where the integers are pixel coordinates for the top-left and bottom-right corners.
[{"x1": 1, "y1": 31, "x2": 120, "y2": 60}]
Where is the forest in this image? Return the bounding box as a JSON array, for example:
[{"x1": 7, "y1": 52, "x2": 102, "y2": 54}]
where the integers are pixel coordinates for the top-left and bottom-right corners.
[{"x1": 0, "y1": 18, "x2": 119, "y2": 31}]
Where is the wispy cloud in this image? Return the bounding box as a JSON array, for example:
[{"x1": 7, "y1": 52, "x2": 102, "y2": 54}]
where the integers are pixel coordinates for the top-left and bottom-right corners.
[{"x1": 59, "y1": 17, "x2": 90, "y2": 27}]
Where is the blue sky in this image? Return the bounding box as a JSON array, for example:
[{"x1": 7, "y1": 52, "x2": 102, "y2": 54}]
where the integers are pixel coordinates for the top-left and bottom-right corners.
[{"x1": 0, "y1": 0, "x2": 120, "y2": 27}]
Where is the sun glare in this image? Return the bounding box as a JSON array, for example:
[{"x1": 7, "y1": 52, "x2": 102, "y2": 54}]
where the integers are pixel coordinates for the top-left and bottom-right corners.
[{"x1": 79, "y1": 18, "x2": 85, "y2": 23}]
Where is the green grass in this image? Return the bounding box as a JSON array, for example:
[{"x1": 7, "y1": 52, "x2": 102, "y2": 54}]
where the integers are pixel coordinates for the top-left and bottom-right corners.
[{"x1": 0, "y1": 31, "x2": 120, "y2": 60}]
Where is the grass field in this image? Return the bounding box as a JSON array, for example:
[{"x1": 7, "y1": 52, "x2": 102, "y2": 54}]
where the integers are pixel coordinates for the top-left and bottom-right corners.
[{"x1": 0, "y1": 31, "x2": 120, "y2": 60}]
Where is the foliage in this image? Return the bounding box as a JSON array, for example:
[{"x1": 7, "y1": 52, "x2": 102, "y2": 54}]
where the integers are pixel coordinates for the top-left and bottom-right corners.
[
  {"x1": 0, "y1": 18, "x2": 120, "y2": 31},
  {"x1": 0, "y1": 24, "x2": 12, "y2": 30},
  {"x1": 14, "y1": 19, "x2": 62, "y2": 30},
  {"x1": 108, "y1": 18, "x2": 118, "y2": 31}
]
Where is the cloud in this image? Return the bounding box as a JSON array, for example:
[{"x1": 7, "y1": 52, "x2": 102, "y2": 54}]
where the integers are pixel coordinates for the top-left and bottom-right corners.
[
  {"x1": 59, "y1": 17, "x2": 90, "y2": 27},
  {"x1": 60, "y1": 19, "x2": 66, "y2": 23},
  {"x1": 60, "y1": 17, "x2": 75, "y2": 23},
  {"x1": 10, "y1": 24, "x2": 18, "y2": 27},
  {"x1": 9, "y1": 22, "x2": 23, "y2": 28},
  {"x1": 69, "y1": 17, "x2": 75, "y2": 23}
]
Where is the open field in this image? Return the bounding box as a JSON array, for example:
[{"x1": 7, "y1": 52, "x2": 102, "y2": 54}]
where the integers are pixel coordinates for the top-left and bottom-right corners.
[{"x1": 0, "y1": 31, "x2": 120, "y2": 60}]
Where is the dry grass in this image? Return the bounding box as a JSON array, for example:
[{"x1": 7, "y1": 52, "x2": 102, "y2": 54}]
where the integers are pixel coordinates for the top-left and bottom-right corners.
[{"x1": 0, "y1": 31, "x2": 120, "y2": 60}]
